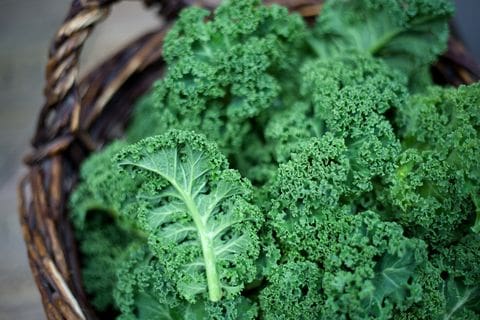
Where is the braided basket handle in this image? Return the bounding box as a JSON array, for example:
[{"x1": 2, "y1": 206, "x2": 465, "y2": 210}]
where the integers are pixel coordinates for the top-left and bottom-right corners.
[{"x1": 31, "y1": 0, "x2": 193, "y2": 151}]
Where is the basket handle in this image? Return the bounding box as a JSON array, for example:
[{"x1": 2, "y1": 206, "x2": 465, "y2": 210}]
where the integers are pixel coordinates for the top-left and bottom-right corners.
[{"x1": 31, "y1": 0, "x2": 191, "y2": 150}]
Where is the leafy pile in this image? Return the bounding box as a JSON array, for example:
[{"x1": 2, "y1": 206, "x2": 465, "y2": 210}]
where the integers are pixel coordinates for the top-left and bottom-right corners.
[{"x1": 70, "y1": 0, "x2": 480, "y2": 319}]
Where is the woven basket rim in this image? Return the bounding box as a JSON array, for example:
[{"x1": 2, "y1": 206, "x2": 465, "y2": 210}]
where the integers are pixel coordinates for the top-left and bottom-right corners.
[{"x1": 18, "y1": 0, "x2": 480, "y2": 319}]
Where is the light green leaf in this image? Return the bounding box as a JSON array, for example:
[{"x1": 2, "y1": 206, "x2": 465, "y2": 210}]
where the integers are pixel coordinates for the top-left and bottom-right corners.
[{"x1": 118, "y1": 132, "x2": 261, "y2": 303}]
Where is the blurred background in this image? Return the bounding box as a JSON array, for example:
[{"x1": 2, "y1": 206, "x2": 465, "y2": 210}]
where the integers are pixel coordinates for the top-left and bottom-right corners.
[{"x1": 0, "y1": 0, "x2": 479, "y2": 318}]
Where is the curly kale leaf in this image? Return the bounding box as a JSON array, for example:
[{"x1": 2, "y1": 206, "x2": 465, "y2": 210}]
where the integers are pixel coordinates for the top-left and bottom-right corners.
[
  {"x1": 117, "y1": 130, "x2": 263, "y2": 302},
  {"x1": 259, "y1": 261, "x2": 323, "y2": 320},
  {"x1": 385, "y1": 84, "x2": 480, "y2": 244},
  {"x1": 114, "y1": 245, "x2": 179, "y2": 320},
  {"x1": 384, "y1": 149, "x2": 476, "y2": 245},
  {"x1": 396, "y1": 235, "x2": 480, "y2": 319},
  {"x1": 309, "y1": 0, "x2": 453, "y2": 78},
  {"x1": 266, "y1": 55, "x2": 404, "y2": 199},
  {"x1": 265, "y1": 133, "x2": 426, "y2": 318},
  {"x1": 266, "y1": 195, "x2": 426, "y2": 319},
  {"x1": 126, "y1": 0, "x2": 306, "y2": 159}
]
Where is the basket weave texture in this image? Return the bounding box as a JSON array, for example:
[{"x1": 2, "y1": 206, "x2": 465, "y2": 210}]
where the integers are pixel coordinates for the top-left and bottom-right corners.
[{"x1": 18, "y1": 0, "x2": 480, "y2": 319}]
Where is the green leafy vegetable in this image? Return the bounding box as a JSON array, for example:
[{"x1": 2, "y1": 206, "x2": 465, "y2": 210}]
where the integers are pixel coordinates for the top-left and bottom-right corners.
[
  {"x1": 259, "y1": 261, "x2": 323, "y2": 320},
  {"x1": 309, "y1": 0, "x2": 453, "y2": 79},
  {"x1": 117, "y1": 130, "x2": 263, "y2": 303},
  {"x1": 68, "y1": 0, "x2": 480, "y2": 319},
  {"x1": 127, "y1": 0, "x2": 306, "y2": 161},
  {"x1": 383, "y1": 84, "x2": 480, "y2": 245}
]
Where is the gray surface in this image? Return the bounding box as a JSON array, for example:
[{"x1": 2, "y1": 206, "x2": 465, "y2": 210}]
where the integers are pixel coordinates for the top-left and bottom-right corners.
[
  {"x1": 455, "y1": 0, "x2": 480, "y2": 62},
  {"x1": 0, "y1": 1, "x2": 478, "y2": 319}
]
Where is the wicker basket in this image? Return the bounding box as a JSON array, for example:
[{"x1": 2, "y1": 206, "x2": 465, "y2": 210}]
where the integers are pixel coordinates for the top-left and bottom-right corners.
[{"x1": 18, "y1": 0, "x2": 480, "y2": 319}]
